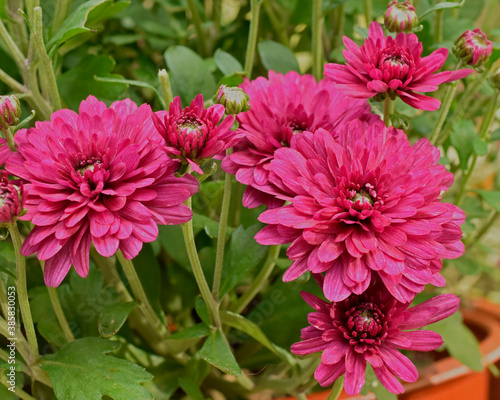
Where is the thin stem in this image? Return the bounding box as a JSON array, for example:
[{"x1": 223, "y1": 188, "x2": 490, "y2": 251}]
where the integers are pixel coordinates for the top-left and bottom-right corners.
[
  {"x1": 0, "y1": 19, "x2": 27, "y2": 72},
  {"x1": 327, "y1": 376, "x2": 345, "y2": 400},
  {"x1": 429, "y1": 81, "x2": 459, "y2": 145},
  {"x1": 52, "y1": 0, "x2": 72, "y2": 33},
  {"x1": 0, "y1": 317, "x2": 31, "y2": 367},
  {"x1": 244, "y1": 0, "x2": 262, "y2": 78},
  {"x1": 296, "y1": 394, "x2": 308, "y2": 400},
  {"x1": 116, "y1": 250, "x2": 169, "y2": 339},
  {"x1": 440, "y1": 69, "x2": 490, "y2": 144},
  {"x1": 464, "y1": 210, "x2": 498, "y2": 250},
  {"x1": 263, "y1": 0, "x2": 288, "y2": 46},
  {"x1": 312, "y1": 0, "x2": 324, "y2": 81},
  {"x1": 33, "y1": 7, "x2": 62, "y2": 110},
  {"x1": 186, "y1": 0, "x2": 208, "y2": 57},
  {"x1": 158, "y1": 69, "x2": 173, "y2": 110},
  {"x1": 434, "y1": 6, "x2": 444, "y2": 43},
  {"x1": 0, "y1": 375, "x2": 36, "y2": 400},
  {"x1": 455, "y1": 90, "x2": 499, "y2": 207},
  {"x1": 8, "y1": 223, "x2": 39, "y2": 365},
  {"x1": 364, "y1": 0, "x2": 372, "y2": 25},
  {"x1": 0, "y1": 68, "x2": 26, "y2": 93},
  {"x1": 231, "y1": 245, "x2": 281, "y2": 314},
  {"x1": 212, "y1": 151, "x2": 233, "y2": 302},
  {"x1": 213, "y1": 0, "x2": 222, "y2": 31},
  {"x1": 181, "y1": 197, "x2": 221, "y2": 327},
  {"x1": 1, "y1": 127, "x2": 16, "y2": 151},
  {"x1": 39, "y1": 261, "x2": 75, "y2": 343},
  {"x1": 383, "y1": 97, "x2": 394, "y2": 126},
  {"x1": 330, "y1": 5, "x2": 345, "y2": 53},
  {"x1": 6, "y1": 0, "x2": 29, "y2": 54}
]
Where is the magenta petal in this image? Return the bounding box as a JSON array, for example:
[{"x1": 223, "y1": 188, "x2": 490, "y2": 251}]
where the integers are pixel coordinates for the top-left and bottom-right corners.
[{"x1": 400, "y1": 294, "x2": 460, "y2": 329}]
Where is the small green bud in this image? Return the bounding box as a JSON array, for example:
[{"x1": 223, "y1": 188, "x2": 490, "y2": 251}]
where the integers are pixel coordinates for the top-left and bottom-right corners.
[{"x1": 213, "y1": 85, "x2": 250, "y2": 115}]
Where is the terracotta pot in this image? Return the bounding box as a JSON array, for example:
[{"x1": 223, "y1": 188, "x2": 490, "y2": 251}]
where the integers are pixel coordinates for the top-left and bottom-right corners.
[{"x1": 275, "y1": 307, "x2": 500, "y2": 400}]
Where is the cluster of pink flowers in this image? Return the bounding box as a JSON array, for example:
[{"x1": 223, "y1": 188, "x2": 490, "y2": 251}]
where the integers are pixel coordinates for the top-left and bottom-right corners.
[
  {"x1": 1, "y1": 15, "x2": 486, "y2": 399},
  {"x1": 225, "y1": 21, "x2": 474, "y2": 396}
]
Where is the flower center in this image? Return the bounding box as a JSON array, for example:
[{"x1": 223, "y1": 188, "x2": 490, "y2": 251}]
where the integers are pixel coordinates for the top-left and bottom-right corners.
[
  {"x1": 351, "y1": 190, "x2": 374, "y2": 206},
  {"x1": 385, "y1": 55, "x2": 404, "y2": 67},
  {"x1": 178, "y1": 117, "x2": 202, "y2": 136},
  {"x1": 77, "y1": 158, "x2": 102, "y2": 176}
]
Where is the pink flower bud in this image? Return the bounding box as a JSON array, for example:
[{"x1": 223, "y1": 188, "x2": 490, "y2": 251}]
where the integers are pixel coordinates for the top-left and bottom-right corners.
[
  {"x1": 454, "y1": 29, "x2": 493, "y2": 69},
  {"x1": 0, "y1": 172, "x2": 24, "y2": 226},
  {"x1": 0, "y1": 95, "x2": 21, "y2": 130},
  {"x1": 384, "y1": 0, "x2": 418, "y2": 33}
]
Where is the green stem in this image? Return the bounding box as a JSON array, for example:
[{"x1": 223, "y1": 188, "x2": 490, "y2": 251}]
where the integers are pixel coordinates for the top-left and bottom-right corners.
[
  {"x1": 464, "y1": 210, "x2": 498, "y2": 250},
  {"x1": 158, "y1": 69, "x2": 173, "y2": 110},
  {"x1": 0, "y1": 375, "x2": 36, "y2": 400},
  {"x1": 186, "y1": 0, "x2": 208, "y2": 57},
  {"x1": 181, "y1": 197, "x2": 222, "y2": 328},
  {"x1": 33, "y1": 7, "x2": 62, "y2": 110},
  {"x1": 383, "y1": 97, "x2": 394, "y2": 126},
  {"x1": 312, "y1": 0, "x2": 324, "y2": 81},
  {"x1": 116, "y1": 250, "x2": 169, "y2": 339},
  {"x1": 244, "y1": 0, "x2": 262, "y2": 78},
  {"x1": 330, "y1": 5, "x2": 345, "y2": 53},
  {"x1": 455, "y1": 90, "x2": 500, "y2": 206},
  {"x1": 0, "y1": 317, "x2": 31, "y2": 367},
  {"x1": 212, "y1": 152, "x2": 233, "y2": 302},
  {"x1": 364, "y1": 0, "x2": 372, "y2": 25},
  {"x1": 213, "y1": 0, "x2": 222, "y2": 31},
  {"x1": 440, "y1": 69, "x2": 489, "y2": 144},
  {"x1": 52, "y1": 0, "x2": 72, "y2": 33},
  {"x1": 263, "y1": 0, "x2": 288, "y2": 46},
  {"x1": 327, "y1": 376, "x2": 345, "y2": 400},
  {"x1": 296, "y1": 394, "x2": 308, "y2": 400},
  {"x1": 434, "y1": 0, "x2": 444, "y2": 43},
  {"x1": 429, "y1": 81, "x2": 459, "y2": 145},
  {"x1": 8, "y1": 224, "x2": 39, "y2": 365},
  {"x1": 39, "y1": 261, "x2": 75, "y2": 343},
  {"x1": 0, "y1": 19, "x2": 27, "y2": 72},
  {"x1": 231, "y1": 245, "x2": 281, "y2": 314},
  {"x1": 1, "y1": 127, "x2": 16, "y2": 151},
  {"x1": 0, "y1": 68, "x2": 26, "y2": 94},
  {"x1": 6, "y1": 0, "x2": 29, "y2": 54}
]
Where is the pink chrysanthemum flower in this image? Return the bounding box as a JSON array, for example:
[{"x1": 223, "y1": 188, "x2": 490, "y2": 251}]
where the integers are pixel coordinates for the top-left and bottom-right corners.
[
  {"x1": 291, "y1": 283, "x2": 461, "y2": 395},
  {"x1": 0, "y1": 172, "x2": 24, "y2": 226},
  {"x1": 324, "y1": 22, "x2": 472, "y2": 111},
  {"x1": 255, "y1": 121, "x2": 465, "y2": 303},
  {"x1": 222, "y1": 71, "x2": 376, "y2": 209},
  {"x1": 153, "y1": 94, "x2": 236, "y2": 174},
  {"x1": 6, "y1": 96, "x2": 198, "y2": 287}
]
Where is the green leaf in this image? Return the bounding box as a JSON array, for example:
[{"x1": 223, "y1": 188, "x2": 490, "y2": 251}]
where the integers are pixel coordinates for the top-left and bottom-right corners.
[
  {"x1": 98, "y1": 301, "x2": 136, "y2": 338},
  {"x1": 214, "y1": 49, "x2": 244, "y2": 76},
  {"x1": 57, "y1": 55, "x2": 127, "y2": 110},
  {"x1": 473, "y1": 138, "x2": 488, "y2": 155},
  {"x1": 192, "y1": 213, "x2": 235, "y2": 239},
  {"x1": 0, "y1": 380, "x2": 18, "y2": 400},
  {"x1": 360, "y1": 365, "x2": 398, "y2": 400},
  {"x1": 323, "y1": 0, "x2": 349, "y2": 12},
  {"x1": 41, "y1": 337, "x2": 153, "y2": 400},
  {"x1": 428, "y1": 312, "x2": 483, "y2": 371},
  {"x1": 475, "y1": 190, "x2": 500, "y2": 213},
  {"x1": 419, "y1": 0, "x2": 465, "y2": 20},
  {"x1": 164, "y1": 45, "x2": 217, "y2": 104},
  {"x1": 220, "y1": 224, "x2": 268, "y2": 297},
  {"x1": 450, "y1": 120, "x2": 476, "y2": 171},
  {"x1": 169, "y1": 323, "x2": 210, "y2": 340},
  {"x1": 0, "y1": 241, "x2": 16, "y2": 280},
  {"x1": 198, "y1": 330, "x2": 242, "y2": 376},
  {"x1": 47, "y1": 0, "x2": 130, "y2": 51},
  {"x1": 221, "y1": 310, "x2": 297, "y2": 368},
  {"x1": 258, "y1": 40, "x2": 300, "y2": 74}
]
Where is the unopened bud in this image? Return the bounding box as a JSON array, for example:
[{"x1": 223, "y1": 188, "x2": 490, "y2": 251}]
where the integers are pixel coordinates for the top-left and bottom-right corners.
[
  {"x1": 390, "y1": 113, "x2": 410, "y2": 131},
  {"x1": 213, "y1": 85, "x2": 250, "y2": 115},
  {"x1": 453, "y1": 29, "x2": 492, "y2": 70},
  {"x1": 0, "y1": 96, "x2": 21, "y2": 130},
  {"x1": 384, "y1": 1, "x2": 418, "y2": 33}
]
